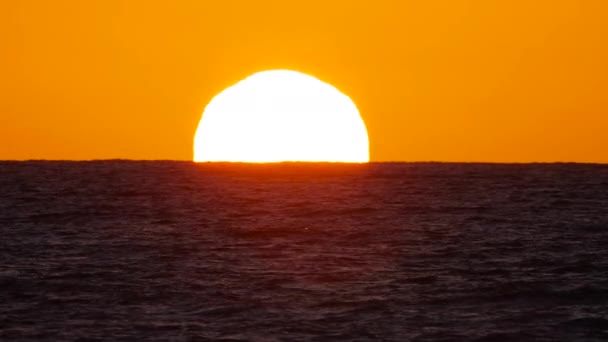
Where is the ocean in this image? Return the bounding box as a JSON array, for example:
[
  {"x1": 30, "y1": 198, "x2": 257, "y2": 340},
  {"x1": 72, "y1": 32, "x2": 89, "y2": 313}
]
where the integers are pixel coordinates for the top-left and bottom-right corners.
[{"x1": 1, "y1": 161, "x2": 607, "y2": 341}]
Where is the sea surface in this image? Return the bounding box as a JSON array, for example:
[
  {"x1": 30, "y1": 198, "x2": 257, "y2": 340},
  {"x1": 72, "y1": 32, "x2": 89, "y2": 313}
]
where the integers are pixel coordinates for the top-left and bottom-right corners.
[{"x1": 1, "y1": 161, "x2": 607, "y2": 341}]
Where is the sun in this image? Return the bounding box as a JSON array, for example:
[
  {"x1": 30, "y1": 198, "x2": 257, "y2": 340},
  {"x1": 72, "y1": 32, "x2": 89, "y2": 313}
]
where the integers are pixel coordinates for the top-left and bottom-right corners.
[{"x1": 193, "y1": 70, "x2": 369, "y2": 163}]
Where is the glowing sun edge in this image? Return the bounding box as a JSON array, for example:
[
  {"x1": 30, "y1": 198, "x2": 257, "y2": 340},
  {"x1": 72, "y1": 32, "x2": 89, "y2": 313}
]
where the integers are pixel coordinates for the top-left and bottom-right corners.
[{"x1": 194, "y1": 70, "x2": 369, "y2": 163}]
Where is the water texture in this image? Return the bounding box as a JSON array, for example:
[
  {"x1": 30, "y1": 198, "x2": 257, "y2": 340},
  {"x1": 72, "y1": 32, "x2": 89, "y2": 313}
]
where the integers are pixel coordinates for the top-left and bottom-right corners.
[{"x1": 1, "y1": 161, "x2": 607, "y2": 341}]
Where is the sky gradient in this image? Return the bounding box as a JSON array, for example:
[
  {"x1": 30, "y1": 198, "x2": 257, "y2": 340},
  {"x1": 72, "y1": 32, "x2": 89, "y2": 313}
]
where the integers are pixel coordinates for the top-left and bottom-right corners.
[{"x1": 2, "y1": 0, "x2": 607, "y2": 162}]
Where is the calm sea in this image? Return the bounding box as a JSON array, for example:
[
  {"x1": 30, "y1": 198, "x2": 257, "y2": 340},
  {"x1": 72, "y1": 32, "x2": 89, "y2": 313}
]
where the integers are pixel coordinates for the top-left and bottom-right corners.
[{"x1": 1, "y1": 161, "x2": 607, "y2": 341}]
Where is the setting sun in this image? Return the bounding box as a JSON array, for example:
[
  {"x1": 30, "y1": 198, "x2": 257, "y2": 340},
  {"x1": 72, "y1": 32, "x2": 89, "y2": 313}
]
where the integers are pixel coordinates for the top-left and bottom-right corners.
[{"x1": 194, "y1": 70, "x2": 369, "y2": 163}]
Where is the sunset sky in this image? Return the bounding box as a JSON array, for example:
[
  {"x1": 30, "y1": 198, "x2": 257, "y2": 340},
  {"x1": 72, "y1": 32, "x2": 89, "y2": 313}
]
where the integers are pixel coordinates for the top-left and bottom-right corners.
[{"x1": 2, "y1": 0, "x2": 607, "y2": 162}]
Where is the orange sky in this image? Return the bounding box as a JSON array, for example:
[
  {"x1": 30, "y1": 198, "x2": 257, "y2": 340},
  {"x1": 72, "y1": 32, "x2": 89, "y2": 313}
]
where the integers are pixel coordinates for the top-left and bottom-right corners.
[{"x1": 2, "y1": 0, "x2": 607, "y2": 162}]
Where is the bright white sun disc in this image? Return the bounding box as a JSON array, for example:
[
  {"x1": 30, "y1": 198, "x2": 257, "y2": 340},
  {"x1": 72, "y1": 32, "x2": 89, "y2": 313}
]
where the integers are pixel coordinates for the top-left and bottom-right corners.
[{"x1": 194, "y1": 70, "x2": 369, "y2": 162}]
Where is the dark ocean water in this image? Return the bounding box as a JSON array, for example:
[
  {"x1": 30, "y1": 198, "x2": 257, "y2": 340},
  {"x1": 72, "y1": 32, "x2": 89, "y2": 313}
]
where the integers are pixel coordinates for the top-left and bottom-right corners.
[{"x1": 1, "y1": 161, "x2": 608, "y2": 341}]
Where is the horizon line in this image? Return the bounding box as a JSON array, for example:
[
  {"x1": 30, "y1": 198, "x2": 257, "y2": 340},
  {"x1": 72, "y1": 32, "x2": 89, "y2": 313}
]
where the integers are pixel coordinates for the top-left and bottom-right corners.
[{"x1": 1, "y1": 159, "x2": 607, "y2": 165}]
